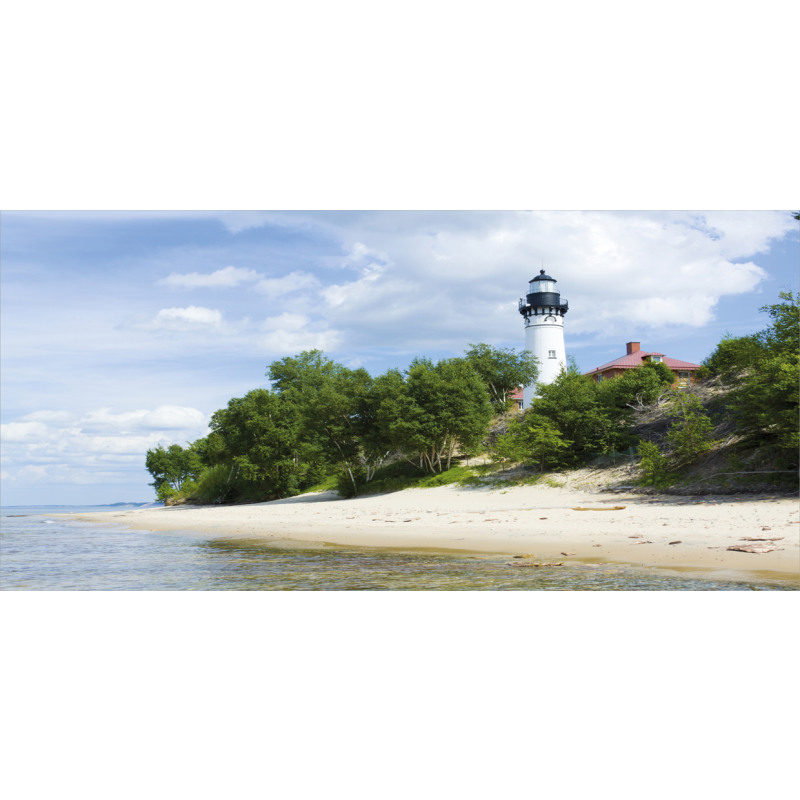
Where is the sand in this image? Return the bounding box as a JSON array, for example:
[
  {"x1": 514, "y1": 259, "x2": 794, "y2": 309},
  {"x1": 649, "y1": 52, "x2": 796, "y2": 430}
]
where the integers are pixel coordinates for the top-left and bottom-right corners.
[{"x1": 67, "y1": 481, "x2": 800, "y2": 584}]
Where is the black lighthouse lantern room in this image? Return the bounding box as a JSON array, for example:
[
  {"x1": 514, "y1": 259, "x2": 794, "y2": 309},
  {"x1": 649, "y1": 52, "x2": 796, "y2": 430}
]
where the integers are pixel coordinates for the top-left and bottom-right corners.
[{"x1": 518, "y1": 269, "x2": 569, "y2": 318}]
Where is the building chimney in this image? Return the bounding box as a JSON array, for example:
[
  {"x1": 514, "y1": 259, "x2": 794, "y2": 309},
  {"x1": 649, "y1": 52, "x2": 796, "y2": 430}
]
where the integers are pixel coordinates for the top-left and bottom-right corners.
[{"x1": 626, "y1": 342, "x2": 640, "y2": 355}]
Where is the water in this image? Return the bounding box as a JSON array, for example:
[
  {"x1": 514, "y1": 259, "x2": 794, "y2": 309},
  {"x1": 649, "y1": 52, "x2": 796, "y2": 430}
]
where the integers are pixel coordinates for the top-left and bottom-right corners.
[{"x1": 1, "y1": 506, "x2": 795, "y2": 590}]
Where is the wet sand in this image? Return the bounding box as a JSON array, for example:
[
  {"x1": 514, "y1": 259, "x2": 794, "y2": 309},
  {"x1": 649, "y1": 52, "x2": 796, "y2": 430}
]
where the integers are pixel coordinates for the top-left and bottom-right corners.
[{"x1": 65, "y1": 483, "x2": 800, "y2": 584}]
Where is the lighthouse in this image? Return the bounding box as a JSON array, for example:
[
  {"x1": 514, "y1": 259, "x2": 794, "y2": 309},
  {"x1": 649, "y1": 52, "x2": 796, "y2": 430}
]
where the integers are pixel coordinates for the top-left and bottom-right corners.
[{"x1": 518, "y1": 269, "x2": 569, "y2": 408}]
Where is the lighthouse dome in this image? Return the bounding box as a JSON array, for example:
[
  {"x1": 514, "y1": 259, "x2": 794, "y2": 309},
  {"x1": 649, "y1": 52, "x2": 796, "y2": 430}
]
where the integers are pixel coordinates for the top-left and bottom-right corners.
[{"x1": 529, "y1": 269, "x2": 556, "y2": 294}]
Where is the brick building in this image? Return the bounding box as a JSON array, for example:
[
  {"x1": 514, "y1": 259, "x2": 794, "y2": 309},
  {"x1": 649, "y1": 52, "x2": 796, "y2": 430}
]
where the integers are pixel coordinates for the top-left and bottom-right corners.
[{"x1": 584, "y1": 342, "x2": 701, "y2": 388}]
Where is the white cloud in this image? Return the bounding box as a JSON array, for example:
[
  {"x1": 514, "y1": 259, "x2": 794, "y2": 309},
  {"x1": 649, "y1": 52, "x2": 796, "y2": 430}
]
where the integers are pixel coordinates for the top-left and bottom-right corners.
[
  {"x1": 159, "y1": 265, "x2": 261, "y2": 289},
  {"x1": 150, "y1": 306, "x2": 224, "y2": 331},
  {"x1": 259, "y1": 312, "x2": 341, "y2": 354},
  {"x1": 256, "y1": 270, "x2": 319, "y2": 299},
  {"x1": 1, "y1": 404, "x2": 211, "y2": 488},
  {"x1": 1, "y1": 421, "x2": 49, "y2": 442},
  {"x1": 79, "y1": 406, "x2": 208, "y2": 434},
  {"x1": 298, "y1": 210, "x2": 795, "y2": 347}
]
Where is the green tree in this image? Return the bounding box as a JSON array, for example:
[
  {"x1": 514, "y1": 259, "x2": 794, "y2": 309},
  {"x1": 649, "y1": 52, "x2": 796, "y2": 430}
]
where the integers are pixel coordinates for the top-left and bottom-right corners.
[
  {"x1": 375, "y1": 357, "x2": 493, "y2": 474},
  {"x1": 598, "y1": 361, "x2": 675, "y2": 411},
  {"x1": 666, "y1": 393, "x2": 715, "y2": 464},
  {"x1": 145, "y1": 443, "x2": 203, "y2": 499},
  {"x1": 637, "y1": 440, "x2": 668, "y2": 486},
  {"x1": 492, "y1": 414, "x2": 571, "y2": 472},
  {"x1": 531, "y1": 370, "x2": 633, "y2": 463},
  {"x1": 267, "y1": 350, "x2": 391, "y2": 496},
  {"x1": 702, "y1": 333, "x2": 764, "y2": 381},
  {"x1": 463, "y1": 343, "x2": 539, "y2": 413},
  {"x1": 208, "y1": 388, "x2": 315, "y2": 499},
  {"x1": 716, "y1": 292, "x2": 799, "y2": 467}
]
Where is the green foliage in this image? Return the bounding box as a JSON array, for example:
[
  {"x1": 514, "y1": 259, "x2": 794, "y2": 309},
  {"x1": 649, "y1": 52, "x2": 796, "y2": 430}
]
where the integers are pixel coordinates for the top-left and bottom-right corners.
[
  {"x1": 418, "y1": 465, "x2": 477, "y2": 487},
  {"x1": 666, "y1": 393, "x2": 716, "y2": 464},
  {"x1": 637, "y1": 441, "x2": 670, "y2": 486},
  {"x1": 355, "y1": 462, "x2": 480, "y2": 495},
  {"x1": 145, "y1": 443, "x2": 203, "y2": 496},
  {"x1": 463, "y1": 343, "x2": 538, "y2": 413},
  {"x1": 298, "y1": 474, "x2": 340, "y2": 495},
  {"x1": 491, "y1": 415, "x2": 571, "y2": 472},
  {"x1": 267, "y1": 350, "x2": 389, "y2": 496},
  {"x1": 703, "y1": 333, "x2": 764, "y2": 380},
  {"x1": 209, "y1": 388, "x2": 314, "y2": 498},
  {"x1": 757, "y1": 290, "x2": 799, "y2": 355},
  {"x1": 529, "y1": 370, "x2": 634, "y2": 463},
  {"x1": 597, "y1": 361, "x2": 674, "y2": 410},
  {"x1": 155, "y1": 480, "x2": 178, "y2": 502},
  {"x1": 375, "y1": 357, "x2": 493, "y2": 474},
  {"x1": 714, "y1": 292, "x2": 799, "y2": 467},
  {"x1": 192, "y1": 464, "x2": 237, "y2": 504}
]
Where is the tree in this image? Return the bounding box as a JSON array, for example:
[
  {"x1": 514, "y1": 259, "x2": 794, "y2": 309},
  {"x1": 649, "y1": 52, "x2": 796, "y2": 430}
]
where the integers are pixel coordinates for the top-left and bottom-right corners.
[
  {"x1": 267, "y1": 350, "x2": 391, "y2": 496},
  {"x1": 666, "y1": 393, "x2": 715, "y2": 464},
  {"x1": 714, "y1": 292, "x2": 799, "y2": 466},
  {"x1": 208, "y1": 388, "x2": 316, "y2": 498},
  {"x1": 463, "y1": 343, "x2": 539, "y2": 413},
  {"x1": 597, "y1": 361, "x2": 675, "y2": 411},
  {"x1": 637, "y1": 440, "x2": 668, "y2": 486},
  {"x1": 492, "y1": 414, "x2": 571, "y2": 472},
  {"x1": 375, "y1": 357, "x2": 493, "y2": 473},
  {"x1": 531, "y1": 370, "x2": 633, "y2": 463},
  {"x1": 145, "y1": 443, "x2": 203, "y2": 500},
  {"x1": 702, "y1": 333, "x2": 764, "y2": 381}
]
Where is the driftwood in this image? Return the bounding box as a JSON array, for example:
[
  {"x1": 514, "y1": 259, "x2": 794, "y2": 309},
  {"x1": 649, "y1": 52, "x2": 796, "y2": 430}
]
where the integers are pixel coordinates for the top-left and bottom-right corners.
[
  {"x1": 739, "y1": 536, "x2": 784, "y2": 542},
  {"x1": 727, "y1": 544, "x2": 776, "y2": 554},
  {"x1": 572, "y1": 505, "x2": 627, "y2": 511},
  {"x1": 508, "y1": 561, "x2": 564, "y2": 568}
]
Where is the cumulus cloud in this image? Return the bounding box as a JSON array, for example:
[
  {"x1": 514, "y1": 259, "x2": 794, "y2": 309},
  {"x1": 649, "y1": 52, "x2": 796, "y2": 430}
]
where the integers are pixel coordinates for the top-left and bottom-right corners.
[
  {"x1": 150, "y1": 306, "x2": 224, "y2": 331},
  {"x1": 259, "y1": 312, "x2": 341, "y2": 354},
  {"x1": 159, "y1": 265, "x2": 261, "y2": 289},
  {"x1": 299, "y1": 210, "x2": 795, "y2": 347},
  {"x1": 1, "y1": 405, "x2": 211, "y2": 487},
  {"x1": 1, "y1": 421, "x2": 50, "y2": 443}
]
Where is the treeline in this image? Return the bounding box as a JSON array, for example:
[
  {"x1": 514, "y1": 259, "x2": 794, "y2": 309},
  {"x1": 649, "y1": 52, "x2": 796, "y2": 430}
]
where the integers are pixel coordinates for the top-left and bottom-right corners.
[
  {"x1": 145, "y1": 344, "x2": 538, "y2": 502},
  {"x1": 145, "y1": 292, "x2": 799, "y2": 502}
]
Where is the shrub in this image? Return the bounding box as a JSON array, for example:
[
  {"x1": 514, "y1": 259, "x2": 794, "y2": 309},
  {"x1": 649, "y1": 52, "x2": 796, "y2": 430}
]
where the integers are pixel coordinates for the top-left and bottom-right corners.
[{"x1": 638, "y1": 441, "x2": 668, "y2": 486}]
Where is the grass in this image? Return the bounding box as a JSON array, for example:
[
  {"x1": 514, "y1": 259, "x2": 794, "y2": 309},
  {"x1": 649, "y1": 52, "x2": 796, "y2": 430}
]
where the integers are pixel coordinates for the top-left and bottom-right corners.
[
  {"x1": 297, "y1": 474, "x2": 340, "y2": 495},
  {"x1": 357, "y1": 462, "x2": 480, "y2": 495},
  {"x1": 296, "y1": 457, "x2": 589, "y2": 498}
]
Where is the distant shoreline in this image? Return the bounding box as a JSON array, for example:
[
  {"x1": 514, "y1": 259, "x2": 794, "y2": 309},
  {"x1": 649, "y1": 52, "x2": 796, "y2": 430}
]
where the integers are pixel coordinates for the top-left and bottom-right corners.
[{"x1": 62, "y1": 482, "x2": 800, "y2": 585}]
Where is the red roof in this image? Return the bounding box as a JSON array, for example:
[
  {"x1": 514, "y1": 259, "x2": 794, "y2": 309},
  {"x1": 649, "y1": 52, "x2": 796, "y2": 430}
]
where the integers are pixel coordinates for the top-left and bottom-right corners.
[
  {"x1": 585, "y1": 350, "x2": 701, "y2": 376},
  {"x1": 508, "y1": 386, "x2": 524, "y2": 400}
]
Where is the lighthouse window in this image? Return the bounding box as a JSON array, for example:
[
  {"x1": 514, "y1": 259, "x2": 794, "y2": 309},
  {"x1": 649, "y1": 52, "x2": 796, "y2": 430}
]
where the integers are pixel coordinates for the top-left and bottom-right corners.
[{"x1": 548, "y1": 350, "x2": 557, "y2": 359}]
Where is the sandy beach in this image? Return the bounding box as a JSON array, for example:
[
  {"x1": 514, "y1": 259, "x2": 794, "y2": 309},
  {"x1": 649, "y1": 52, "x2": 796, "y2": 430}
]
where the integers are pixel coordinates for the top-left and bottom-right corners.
[{"x1": 68, "y1": 479, "x2": 800, "y2": 584}]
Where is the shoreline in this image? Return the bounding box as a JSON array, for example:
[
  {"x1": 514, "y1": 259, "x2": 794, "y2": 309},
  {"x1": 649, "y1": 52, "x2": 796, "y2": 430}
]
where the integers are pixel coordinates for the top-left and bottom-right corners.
[{"x1": 61, "y1": 482, "x2": 800, "y2": 585}]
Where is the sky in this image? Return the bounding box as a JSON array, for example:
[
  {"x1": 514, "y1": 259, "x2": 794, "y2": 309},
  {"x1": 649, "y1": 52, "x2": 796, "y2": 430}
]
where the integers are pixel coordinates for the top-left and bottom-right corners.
[{"x1": 1, "y1": 210, "x2": 797, "y2": 505}]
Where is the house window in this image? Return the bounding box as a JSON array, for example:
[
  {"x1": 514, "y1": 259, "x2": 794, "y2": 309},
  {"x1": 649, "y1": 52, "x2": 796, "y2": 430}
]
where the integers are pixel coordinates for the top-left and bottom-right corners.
[
  {"x1": 651, "y1": 355, "x2": 663, "y2": 363},
  {"x1": 548, "y1": 350, "x2": 557, "y2": 359},
  {"x1": 678, "y1": 370, "x2": 690, "y2": 387},
  {"x1": 596, "y1": 374, "x2": 604, "y2": 382}
]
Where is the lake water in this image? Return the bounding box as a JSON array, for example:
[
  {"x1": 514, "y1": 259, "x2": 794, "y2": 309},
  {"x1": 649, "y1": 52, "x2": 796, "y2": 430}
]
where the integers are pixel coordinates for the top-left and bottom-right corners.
[{"x1": 1, "y1": 505, "x2": 795, "y2": 591}]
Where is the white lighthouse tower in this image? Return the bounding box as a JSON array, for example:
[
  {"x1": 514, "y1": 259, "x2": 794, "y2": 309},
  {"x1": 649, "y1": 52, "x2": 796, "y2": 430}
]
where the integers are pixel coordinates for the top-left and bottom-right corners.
[{"x1": 519, "y1": 269, "x2": 569, "y2": 408}]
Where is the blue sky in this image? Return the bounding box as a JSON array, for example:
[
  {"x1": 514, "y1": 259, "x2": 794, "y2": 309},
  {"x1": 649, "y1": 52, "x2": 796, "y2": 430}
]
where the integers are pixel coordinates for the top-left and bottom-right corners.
[{"x1": 1, "y1": 210, "x2": 797, "y2": 505}]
